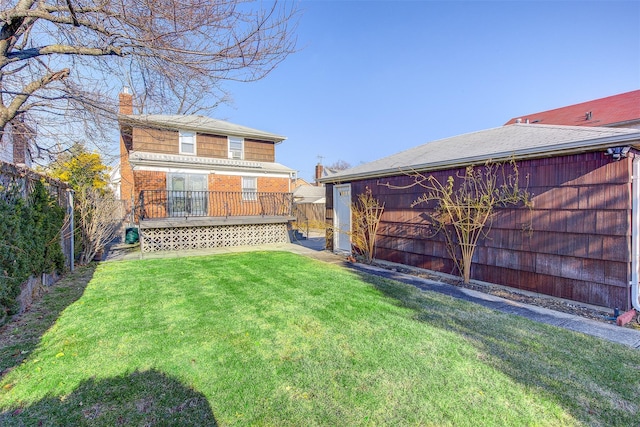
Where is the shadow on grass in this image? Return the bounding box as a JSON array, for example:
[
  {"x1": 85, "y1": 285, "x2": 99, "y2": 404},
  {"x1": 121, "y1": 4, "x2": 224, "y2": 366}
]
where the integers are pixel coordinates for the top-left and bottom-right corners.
[
  {"x1": 352, "y1": 269, "x2": 640, "y2": 427},
  {"x1": 0, "y1": 263, "x2": 98, "y2": 376},
  {"x1": 0, "y1": 369, "x2": 217, "y2": 426}
]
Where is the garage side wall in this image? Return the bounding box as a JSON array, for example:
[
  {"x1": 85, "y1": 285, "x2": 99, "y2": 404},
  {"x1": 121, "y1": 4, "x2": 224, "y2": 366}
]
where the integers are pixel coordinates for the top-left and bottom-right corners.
[{"x1": 350, "y1": 152, "x2": 632, "y2": 310}]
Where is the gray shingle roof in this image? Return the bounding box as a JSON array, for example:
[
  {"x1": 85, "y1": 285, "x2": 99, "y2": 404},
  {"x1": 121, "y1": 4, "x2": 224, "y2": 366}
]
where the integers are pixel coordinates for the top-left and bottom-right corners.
[
  {"x1": 129, "y1": 151, "x2": 295, "y2": 174},
  {"x1": 322, "y1": 124, "x2": 640, "y2": 182},
  {"x1": 120, "y1": 114, "x2": 286, "y2": 143},
  {"x1": 293, "y1": 185, "x2": 326, "y2": 203}
]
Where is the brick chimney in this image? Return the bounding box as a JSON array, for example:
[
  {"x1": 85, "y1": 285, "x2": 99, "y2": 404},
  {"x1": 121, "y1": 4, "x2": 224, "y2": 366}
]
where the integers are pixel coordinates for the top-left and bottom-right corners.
[
  {"x1": 119, "y1": 87, "x2": 135, "y2": 211},
  {"x1": 11, "y1": 120, "x2": 32, "y2": 166},
  {"x1": 119, "y1": 86, "x2": 133, "y2": 115},
  {"x1": 315, "y1": 163, "x2": 324, "y2": 186}
]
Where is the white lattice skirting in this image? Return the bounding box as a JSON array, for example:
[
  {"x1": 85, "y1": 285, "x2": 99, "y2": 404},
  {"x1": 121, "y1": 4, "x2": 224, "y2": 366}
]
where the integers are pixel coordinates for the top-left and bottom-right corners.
[{"x1": 140, "y1": 223, "x2": 290, "y2": 252}]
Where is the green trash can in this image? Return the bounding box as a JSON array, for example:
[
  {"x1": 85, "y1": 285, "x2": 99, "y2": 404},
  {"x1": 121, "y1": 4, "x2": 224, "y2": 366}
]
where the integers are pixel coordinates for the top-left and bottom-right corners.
[{"x1": 125, "y1": 227, "x2": 139, "y2": 244}]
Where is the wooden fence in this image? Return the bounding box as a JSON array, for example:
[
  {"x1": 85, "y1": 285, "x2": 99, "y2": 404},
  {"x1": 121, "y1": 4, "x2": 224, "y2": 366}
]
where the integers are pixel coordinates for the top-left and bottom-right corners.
[{"x1": 292, "y1": 203, "x2": 325, "y2": 228}]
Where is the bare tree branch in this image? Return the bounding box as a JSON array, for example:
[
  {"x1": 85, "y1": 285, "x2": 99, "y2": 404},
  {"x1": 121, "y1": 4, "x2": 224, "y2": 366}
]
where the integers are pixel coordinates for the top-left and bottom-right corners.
[
  {"x1": 379, "y1": 159, "x2": 531, "y2": 283},
  {"x1": 6, "y1": 45, "x2": 122, "y2": 62},
  {"x1": 0, "y1": 0, "x2": 298, "y2": 156}
]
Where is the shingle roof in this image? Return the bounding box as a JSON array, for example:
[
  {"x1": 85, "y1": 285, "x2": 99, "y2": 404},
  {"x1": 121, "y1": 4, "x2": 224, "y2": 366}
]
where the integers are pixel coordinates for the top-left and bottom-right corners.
[
  {"x1": 504, "y1": 90, "x2": 640, "y2": 127},
  {"x1": 321, "y1": 124, "x2": 640, "y2": 182},
  {"x1": 293, "y1": 185, "x2": 326, "y2": 203},
  {"x1": 129, "y1": 151, "x2": 295, "y2": 174},
  {"x1": 120, "y1": 114, "x2": 286, "y2": 143}
]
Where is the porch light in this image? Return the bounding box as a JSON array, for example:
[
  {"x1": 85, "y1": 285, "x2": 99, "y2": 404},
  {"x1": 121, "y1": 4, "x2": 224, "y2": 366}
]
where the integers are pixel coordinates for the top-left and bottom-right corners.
[{"x1": 605, "y1": 146, "x2": 630, "y2": 161}]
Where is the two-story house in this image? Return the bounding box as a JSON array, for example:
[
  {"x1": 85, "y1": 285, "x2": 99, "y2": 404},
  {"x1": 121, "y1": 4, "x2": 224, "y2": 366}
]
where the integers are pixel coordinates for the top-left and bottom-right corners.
[{"x1": 118, "y1": 89, "x2": 296, "y2": 252}]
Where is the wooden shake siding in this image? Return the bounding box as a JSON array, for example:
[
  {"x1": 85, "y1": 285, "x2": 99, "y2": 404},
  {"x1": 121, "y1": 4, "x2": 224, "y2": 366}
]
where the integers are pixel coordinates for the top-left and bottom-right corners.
[
  {"x1": 198, "y1": 134, "x2": 227, "y2": 158},
  {"x1": 133, "y1": 128, "x2": 177, "y2": 153},
  {"x1": 245, "y1": 139, "x2": 275, "y2": 162},
  {"x1": 351, "y1": 152, "x2": 633, "y2": 310},
  {"x1": 132, "y1": 127, "x2": 275, "y2": 162}
]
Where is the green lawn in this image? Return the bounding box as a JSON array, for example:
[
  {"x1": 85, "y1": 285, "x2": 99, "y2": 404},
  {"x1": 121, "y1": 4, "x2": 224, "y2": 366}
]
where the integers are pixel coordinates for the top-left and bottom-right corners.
[{"x1": 0, "y1": 251, "x2": 638, "y2": 426}]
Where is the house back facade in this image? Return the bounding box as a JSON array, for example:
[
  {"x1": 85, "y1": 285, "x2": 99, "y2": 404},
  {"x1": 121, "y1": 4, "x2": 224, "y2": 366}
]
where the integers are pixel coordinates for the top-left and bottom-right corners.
[
  {"x1": 118, "y1": 90, "x2": 296, "y2": 252},
  {"x1": 321, "y1": 123, "x2": 640, "y2": 311}
]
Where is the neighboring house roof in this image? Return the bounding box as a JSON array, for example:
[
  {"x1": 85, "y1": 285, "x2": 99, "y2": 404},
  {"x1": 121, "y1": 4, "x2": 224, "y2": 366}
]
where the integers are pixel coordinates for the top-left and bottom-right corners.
[
  {"x1": 320, "y1": 124, "x2": 640, "y2": 182},
  {"x1": 504, "y1": 90, "x2": 640, "y2": 128},
  {"x1": 314, "y1": 165, "x2": 340, "y2": 186},
  {"x1": 129, "y1": 151, "x2": 295, "y2": 175},
  {"x1": 321, "y1": 167, "x2": 340, "y2": 179},
  {"x1": 292, "y1": 177, "x2": 312, "y2": 189},
  {"x1": 120, "y1": 114, "x2": 286, "y2": 143},
  {"x1": 293, "y1": 185, "x2": 326, "y2": 204}
]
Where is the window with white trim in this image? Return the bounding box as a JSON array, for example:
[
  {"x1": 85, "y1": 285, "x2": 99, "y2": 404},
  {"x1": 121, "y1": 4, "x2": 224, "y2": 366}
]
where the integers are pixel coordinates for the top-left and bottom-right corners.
[
  {"x1": 179, "y1": 130, "x2": 196, "y2": 155},
  {"x1": 242, "y1": 176, "x2": 257, "y2": 201},
  {"x1": 228, "y1": 136, "x2": 244, "y2": 159}
]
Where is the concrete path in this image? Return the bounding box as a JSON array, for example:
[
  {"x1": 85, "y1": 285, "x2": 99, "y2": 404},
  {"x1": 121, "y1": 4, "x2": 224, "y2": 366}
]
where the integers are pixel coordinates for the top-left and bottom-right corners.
[
  {"x1": 347, "y1": 262, "x2": 640, "y2": 349},
  {"x1": 105, "y1": 238, "x2": 640, "y2": 349}
]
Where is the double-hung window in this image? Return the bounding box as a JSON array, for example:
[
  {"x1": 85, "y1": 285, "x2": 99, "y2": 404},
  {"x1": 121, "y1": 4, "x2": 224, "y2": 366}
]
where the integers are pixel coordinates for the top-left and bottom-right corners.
[
  {"x1": 179, "y1": 130, "x2": 196, "y2": 155},
  {"x1": 228, "y1": 136, "x2": 244, "y2": 159},
  {"x1": 242, "y1": 176, "x2": 257, "y2": 201}
]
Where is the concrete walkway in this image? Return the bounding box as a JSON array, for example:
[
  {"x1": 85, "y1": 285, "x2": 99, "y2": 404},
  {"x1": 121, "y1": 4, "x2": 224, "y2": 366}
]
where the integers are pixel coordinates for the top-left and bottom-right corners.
[{"x1": 105, "y1": 238, "x2": 640, "y2": 349}]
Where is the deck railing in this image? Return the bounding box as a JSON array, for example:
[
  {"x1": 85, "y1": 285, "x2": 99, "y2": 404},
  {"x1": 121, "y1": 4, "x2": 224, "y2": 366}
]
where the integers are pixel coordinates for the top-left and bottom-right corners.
[{"x1": 138, "y1": 190, "x2": 293, "y2": 220}]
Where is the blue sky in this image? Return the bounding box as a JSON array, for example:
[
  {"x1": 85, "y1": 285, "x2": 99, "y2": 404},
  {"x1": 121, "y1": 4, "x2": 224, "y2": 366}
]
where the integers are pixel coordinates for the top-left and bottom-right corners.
[{"x1": 214, "y1": 0, "x2": 640, "y2": 183}]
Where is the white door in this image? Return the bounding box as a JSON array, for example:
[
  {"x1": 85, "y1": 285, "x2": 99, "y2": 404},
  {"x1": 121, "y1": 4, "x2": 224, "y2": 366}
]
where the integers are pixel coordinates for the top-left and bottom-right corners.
[{"x1": 333, "y1": 184, "x2": 352, "y2": 253}]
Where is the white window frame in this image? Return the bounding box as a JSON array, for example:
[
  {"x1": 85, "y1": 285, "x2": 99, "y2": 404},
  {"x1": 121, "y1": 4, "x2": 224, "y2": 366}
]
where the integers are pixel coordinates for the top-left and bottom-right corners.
[
  {"x1": 179, "y1": 130, "x2": 196, "y2": 155},
  {"x1": 242, "y1": 176, "x2": 257, "y2": 201},
  {"x1": 228, "y1": 136, "x2": 244, "y2": 160}
]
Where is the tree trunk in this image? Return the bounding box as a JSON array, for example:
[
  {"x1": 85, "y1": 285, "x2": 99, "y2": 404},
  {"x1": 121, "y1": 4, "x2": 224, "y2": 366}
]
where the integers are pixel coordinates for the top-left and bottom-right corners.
[{"x1": 462, "y1": 258, "x2": 471, "y2": 284}]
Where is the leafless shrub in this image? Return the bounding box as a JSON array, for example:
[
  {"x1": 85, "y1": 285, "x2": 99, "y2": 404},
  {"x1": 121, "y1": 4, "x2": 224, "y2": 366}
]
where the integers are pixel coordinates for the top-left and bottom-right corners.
[
  {"x1": 76, "y1": 187, "x2": 124, "y2": 264},
  {"x1": 380, "y1": 159, "x2": 531, "y2": 283},
  {"x1": 350, "y1": 188, "x2": 385, "y2": 264}
]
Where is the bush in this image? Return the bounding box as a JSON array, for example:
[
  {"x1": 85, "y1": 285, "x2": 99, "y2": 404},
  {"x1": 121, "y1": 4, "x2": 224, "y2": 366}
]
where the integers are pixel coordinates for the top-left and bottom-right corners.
[{"x1": 0, "y1": 180, "x2": 65, "y2": 322}]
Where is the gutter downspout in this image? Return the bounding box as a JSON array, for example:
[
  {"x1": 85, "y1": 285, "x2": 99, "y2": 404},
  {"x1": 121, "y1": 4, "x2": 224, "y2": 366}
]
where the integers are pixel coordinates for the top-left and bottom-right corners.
[{"x1": 630, "y1": 156, "x2": 640, "y2": 311}]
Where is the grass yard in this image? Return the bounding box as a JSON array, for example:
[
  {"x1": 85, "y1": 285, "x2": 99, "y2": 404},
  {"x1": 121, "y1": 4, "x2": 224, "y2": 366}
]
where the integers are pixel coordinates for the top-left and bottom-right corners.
[{"x1": 0, "y1": 251, "x2": 639, "y2": 426}]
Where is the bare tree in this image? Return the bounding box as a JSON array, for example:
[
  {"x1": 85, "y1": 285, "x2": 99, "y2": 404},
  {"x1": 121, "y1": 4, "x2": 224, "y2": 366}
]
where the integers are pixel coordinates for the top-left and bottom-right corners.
[
  {"x1": 327, "y1": 160, "x2": 351, "y2": 171},
  {"x1": 381, "y1": 160, "x2": 531, "y2": 283},
  {"x1": 0, "y1": 0, "x2": 298, "y2": 156}
]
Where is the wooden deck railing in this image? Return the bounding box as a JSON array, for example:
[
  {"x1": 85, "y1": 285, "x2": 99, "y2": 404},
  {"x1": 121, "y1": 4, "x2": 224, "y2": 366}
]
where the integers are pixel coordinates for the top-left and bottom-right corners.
[{"x1": 138, "y1": 190, "x2": 293, "y2": 220}]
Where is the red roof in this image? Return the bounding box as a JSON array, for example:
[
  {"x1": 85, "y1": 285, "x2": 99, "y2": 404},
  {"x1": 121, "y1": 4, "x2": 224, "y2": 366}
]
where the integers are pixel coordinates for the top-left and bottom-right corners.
[{"x1": 504, "y1": 90, "x2": 640, "y2": 127}]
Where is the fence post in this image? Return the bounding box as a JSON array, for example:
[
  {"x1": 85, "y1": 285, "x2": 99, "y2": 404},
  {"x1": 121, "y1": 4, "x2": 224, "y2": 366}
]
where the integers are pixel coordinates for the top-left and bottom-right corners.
[
  {"x1": 67, "y1": 189, "x2": 74, "y2": 272},
  {"x1": 130, "y1": 195, "x2": 135, "y2": 225},
  {"x1": 138, "y1": 191, "x2": 144, "y2": 220}
]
